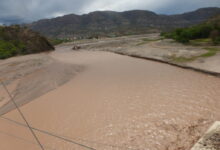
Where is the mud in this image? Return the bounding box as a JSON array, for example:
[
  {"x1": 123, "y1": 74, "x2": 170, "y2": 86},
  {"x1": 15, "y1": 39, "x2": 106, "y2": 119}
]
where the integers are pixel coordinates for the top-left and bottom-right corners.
[{"x1": 0, "y1": 47, "x2": 220, "y2": 150}]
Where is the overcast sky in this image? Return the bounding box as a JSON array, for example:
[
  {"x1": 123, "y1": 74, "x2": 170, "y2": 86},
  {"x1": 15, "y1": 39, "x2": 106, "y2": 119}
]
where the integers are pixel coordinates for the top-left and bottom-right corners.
[{"x1": 0, "y1": 0, "x2": 220, "y2": 24}]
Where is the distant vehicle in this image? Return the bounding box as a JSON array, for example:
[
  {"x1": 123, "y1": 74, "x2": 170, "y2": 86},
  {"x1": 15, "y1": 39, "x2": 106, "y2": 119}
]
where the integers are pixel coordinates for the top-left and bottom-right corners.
[{"x1": 72, "y1": 45, "x2": 81, "y2": 50}]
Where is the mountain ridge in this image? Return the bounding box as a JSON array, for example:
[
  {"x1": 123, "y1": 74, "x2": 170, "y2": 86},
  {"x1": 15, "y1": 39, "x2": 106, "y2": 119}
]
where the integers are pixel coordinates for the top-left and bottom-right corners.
[{"x1": 30, "y1": 7, "x2": 220, "y2": 38}]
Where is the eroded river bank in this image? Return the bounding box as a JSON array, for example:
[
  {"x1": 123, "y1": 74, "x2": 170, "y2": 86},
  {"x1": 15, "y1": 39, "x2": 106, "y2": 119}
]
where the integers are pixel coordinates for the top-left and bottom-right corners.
[{"x1": 0, "y1": 44, "x2": 220, "y2": 150}]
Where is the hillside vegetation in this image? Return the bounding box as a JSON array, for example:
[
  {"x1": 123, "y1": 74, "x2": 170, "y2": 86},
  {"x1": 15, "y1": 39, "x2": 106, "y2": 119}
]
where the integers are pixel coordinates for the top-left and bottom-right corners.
[
  {"x1": 0, "y1": 25, "x2": 54, "y2": 59},
  {"x1": 161, "y1": 15, "x2": 220, "y2": 44}
]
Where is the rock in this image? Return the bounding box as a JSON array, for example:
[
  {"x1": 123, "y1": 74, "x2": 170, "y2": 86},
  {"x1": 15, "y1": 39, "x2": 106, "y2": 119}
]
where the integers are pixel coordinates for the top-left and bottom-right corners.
[
  {"x1": 191, "y1": 121, "x2": 220, "y2": 150},
  {"x1": 72, "y1": 45, "x2": 81, "y2": 50}
]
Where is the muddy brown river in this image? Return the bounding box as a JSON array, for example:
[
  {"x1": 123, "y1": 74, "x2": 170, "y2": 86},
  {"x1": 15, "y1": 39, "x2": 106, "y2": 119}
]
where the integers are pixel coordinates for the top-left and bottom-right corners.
[{"x1": 0, "y1": 46, "x2": 220, "y2": 150}]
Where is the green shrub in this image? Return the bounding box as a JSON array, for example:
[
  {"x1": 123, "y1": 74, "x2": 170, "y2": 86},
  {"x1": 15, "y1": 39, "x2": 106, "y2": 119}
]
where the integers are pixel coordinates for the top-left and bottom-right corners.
[
  {"x1": 0, "y1": 25, "x2": 54, "y2": 59},
  {"x1": 212, "y1": 37, "x2": 220, "y2": 44},
  {"x1": 210, "y1": 30, "x2": 220, "y2": 44},
  {"x1": 162, "y1": 18, "x2": 220, "y2": 45},
  {"x1": 0, "y1": 40, "x2": 18, "y2": 59}
]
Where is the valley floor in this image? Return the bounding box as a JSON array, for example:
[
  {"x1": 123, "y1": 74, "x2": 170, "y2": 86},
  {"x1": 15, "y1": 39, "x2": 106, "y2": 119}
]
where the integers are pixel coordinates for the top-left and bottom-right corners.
[{"x1": 0, "y1": 34, "x2": 220, "y2": 150}]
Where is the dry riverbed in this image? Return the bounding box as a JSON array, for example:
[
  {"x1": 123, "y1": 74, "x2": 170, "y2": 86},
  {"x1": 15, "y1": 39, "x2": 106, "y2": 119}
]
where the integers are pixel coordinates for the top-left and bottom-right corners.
[
  {"x1": 0, "y1": 34, "x2": 220, "y2": 150},
  {"x1": 73, "y1": 33, "x2": 220, "y2": 74}
]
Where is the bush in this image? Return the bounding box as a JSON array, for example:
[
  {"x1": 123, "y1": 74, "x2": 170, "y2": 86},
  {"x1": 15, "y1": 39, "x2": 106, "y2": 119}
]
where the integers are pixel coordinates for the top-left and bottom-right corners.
[
  {"x1": 212, "y1": 37, "x2": 220, "y2": 44},
  {"x1": 0, "y1": 40, "x2": 18, "y2": 59},
  {"x1": 176, "y1": 30, "x2": 190, "y2": 43},
  {"x1": 162, "y1": 18, "x2": 220, "y2": 44},
  {"x1": 0, "y1": 25, "x2": 54, "y2": 59},
  {"x1": 210, "y1": 30, "x2": 220, "y2": 44}
]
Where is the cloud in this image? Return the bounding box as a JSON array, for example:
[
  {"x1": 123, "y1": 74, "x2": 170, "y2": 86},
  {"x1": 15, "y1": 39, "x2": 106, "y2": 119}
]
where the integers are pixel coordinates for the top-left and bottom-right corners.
[
  {"x1": 0, "y1": 0, "x2": 219, "y2": 24},
  {"x1": 154, "y1": 0, "x2": 220, "y2": 14}
]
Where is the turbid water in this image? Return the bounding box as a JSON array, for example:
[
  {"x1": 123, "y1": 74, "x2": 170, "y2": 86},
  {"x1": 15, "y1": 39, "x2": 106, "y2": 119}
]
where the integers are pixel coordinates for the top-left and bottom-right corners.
[{"x1": 0, "y1": 45, "x2": 220, "y2": 150}]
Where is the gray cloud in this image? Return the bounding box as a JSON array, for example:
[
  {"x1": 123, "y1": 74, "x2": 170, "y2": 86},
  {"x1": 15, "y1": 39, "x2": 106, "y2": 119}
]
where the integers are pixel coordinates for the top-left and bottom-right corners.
[{"x1": 0, "y1": 0, "x2": 219, "y2": 24}]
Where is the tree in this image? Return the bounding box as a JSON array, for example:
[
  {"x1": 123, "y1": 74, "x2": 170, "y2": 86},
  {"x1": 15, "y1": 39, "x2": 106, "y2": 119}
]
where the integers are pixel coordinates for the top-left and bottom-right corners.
[{"x1": 210, "y1": 30, "x2": 220, "y2": 44}]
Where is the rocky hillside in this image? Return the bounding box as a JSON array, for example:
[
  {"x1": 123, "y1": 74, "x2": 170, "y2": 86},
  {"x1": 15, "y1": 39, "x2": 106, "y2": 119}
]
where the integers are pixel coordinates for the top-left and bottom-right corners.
[
  {"x1": 0, "y1": 25, "x2": 54, "y2": 59},
  {"x1": 30, "y1": 7, "x2": 220, "y2": 38}
]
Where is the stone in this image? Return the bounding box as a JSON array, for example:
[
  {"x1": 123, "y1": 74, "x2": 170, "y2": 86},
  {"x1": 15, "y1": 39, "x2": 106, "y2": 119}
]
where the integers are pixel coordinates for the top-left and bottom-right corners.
[{"x1": 191, "y1": 121, "x2": 220, "y2": 150}]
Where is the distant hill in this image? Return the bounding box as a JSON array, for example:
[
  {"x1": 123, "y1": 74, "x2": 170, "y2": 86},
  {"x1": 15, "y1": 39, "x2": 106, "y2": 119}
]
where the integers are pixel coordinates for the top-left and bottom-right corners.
[
  {"x1": 29, "y1": 7, "x2": 220, "y2": 39},
  {"x1": 0, "y1": 25, "x2": 54, "y2": 59},
  {"x1": 161, "y1": 14, "x2": 220, "y2": 44},
  {"x1": 207, "y1": 14, "x2": 220, "y2": 24}
]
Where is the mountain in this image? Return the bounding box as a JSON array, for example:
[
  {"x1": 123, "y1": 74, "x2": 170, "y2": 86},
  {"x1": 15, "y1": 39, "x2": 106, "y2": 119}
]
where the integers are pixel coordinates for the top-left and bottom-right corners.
[
  {"x1": 0, "y1": 25, "x2": 54, "y2": 59},
  {"x1": 30, "y1": 7, "x2": 220, "y2": 39}
]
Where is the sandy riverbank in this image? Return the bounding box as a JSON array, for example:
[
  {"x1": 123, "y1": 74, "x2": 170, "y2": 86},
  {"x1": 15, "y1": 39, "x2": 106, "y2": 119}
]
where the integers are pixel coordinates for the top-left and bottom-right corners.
[
  {"x1": 0, "y1": 52, "x2": 83, "y2": 115},
  {"x1": 73, "y1": 33, "x2": 220, "y2": 75}
]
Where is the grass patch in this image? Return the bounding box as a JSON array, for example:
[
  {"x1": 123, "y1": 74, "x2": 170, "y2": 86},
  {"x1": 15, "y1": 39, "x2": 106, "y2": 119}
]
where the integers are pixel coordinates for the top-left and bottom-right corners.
[
  {"x1": 169, "y1": 47, "x2": 220, "y2": 62},
  {"x1": 169, "y1": 55, "x2": 197, "y2": 63},
  {"x1": 136, "y1": 38, "x2": 163, "y2": 46},
  {"x1": 201, "y1": 47, "x2": 220, "y2": 57},
  {"x1": 0, "y1": 40, "x2": 21, "y2": 59},
  {"x1": 190, "y1": 38, "x2": 212, "y2": 46},
  {"x1": 200, "y1": 51, "x2": 216, "y2": 57},
  {"x1": 192, "y1": 38, "x2": 211, "y2": 43}
]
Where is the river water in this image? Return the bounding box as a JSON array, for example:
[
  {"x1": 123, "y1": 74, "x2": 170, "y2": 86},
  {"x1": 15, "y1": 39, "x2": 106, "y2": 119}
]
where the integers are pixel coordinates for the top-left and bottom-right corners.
[{"x1": 0, "y1": 47, "x2": 220, "y2": 150}]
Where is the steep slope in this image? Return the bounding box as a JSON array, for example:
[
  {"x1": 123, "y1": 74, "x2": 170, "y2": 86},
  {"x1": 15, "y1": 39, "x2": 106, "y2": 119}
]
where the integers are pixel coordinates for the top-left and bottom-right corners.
[
  {"x1": 0, "y1": 25, "x2": 54, "y2": 59},
  {"x1": 30, "y1": 7, "x2": 220, "y2": 38}
]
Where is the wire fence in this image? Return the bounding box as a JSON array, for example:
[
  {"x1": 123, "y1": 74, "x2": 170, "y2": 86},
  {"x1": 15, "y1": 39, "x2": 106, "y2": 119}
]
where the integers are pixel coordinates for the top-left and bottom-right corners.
[
  {"x1": 0, "y1": 80, "x2": 97, "y2": 150},
  {"x1": 0, "y1": 80, "x2": 139, "y2": 150},
  {"x1": 0, "y1": 116, "x2": 140, "y2": 150},
  {"x1": 1, "y1": 80, "x2": 46, "y2": 150}
]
